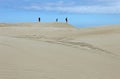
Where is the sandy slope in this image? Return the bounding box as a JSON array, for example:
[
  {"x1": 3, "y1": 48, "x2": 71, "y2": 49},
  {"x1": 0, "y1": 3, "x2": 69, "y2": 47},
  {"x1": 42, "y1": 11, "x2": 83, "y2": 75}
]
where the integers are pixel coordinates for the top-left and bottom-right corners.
[{"x1": 0, "y1": 22, "x2": 120, "y2": 79}]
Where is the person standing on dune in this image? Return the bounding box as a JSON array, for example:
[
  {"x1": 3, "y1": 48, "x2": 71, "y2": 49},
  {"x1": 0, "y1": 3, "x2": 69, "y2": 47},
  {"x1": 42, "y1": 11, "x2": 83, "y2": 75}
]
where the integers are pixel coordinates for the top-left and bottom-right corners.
[
  {"x1": 65, "y1": 17, "x2": 68, "y2": 23},
  {"x1": 38, "y1": 17, "x2": 40, "y2": 22},
  {"x1": 56, "y1": 18, "x2": 58, "y2": 22}
]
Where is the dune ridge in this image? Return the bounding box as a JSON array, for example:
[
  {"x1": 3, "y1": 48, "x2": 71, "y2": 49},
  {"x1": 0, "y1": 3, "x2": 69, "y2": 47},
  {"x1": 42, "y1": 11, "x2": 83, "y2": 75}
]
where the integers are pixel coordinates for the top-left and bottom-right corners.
[{"x1": 0, "y1": 22, "x2": 120, "y2": 79}]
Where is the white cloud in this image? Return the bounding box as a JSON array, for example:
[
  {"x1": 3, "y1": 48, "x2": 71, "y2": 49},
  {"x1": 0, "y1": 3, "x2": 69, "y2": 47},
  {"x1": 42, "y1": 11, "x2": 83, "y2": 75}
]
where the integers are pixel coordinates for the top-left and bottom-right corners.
[{"x1": 23, "y1": 1, "x2": 120, "y2": 14}]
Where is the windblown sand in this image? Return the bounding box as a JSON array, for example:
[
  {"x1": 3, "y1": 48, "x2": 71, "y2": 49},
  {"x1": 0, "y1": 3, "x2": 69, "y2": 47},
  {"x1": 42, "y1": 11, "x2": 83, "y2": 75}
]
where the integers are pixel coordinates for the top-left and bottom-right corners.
[{"x1": 0, "y1": 22, "x2": 120, "y2": 79}]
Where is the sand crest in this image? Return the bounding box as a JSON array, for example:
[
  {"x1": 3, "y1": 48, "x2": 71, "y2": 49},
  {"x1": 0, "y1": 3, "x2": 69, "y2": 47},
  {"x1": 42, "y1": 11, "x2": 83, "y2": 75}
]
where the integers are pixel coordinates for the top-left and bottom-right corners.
[{"x1": 0, "y1": 23, "x2": 120, "y2": 79}]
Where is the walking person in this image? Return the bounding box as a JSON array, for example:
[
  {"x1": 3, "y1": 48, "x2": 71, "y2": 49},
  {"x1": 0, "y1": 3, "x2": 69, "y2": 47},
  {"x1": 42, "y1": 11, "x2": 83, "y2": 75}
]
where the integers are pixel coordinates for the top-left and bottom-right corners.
[
  {"x1": 38, "y1": 17, "x2": 40, "y2": 22},
  {"x1": 56, "y1": 18, "x2": 58, "y2": 22},
  {"x1": 65, "y1": 17, "x2": 68, "y2": 23}
]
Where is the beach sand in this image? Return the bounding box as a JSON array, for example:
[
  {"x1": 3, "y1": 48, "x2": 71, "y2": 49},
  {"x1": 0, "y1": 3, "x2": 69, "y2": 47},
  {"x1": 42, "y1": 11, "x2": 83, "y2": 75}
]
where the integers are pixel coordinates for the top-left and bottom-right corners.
[{"x1": 0, "y1": 22, "x2": 120, "y2": 79}]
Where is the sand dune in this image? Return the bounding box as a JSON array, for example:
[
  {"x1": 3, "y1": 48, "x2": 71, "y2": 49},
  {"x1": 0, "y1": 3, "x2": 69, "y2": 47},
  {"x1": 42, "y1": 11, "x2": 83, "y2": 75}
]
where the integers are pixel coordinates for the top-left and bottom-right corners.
[{"x1": 0, "y1": 22, "x2": 120, "y2": 79}]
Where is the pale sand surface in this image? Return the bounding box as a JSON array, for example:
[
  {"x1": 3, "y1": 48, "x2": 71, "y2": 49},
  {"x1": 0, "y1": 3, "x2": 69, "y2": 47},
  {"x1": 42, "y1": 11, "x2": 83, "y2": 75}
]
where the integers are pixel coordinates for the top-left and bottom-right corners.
[{"x1": 0, "y1": 22, "x2": 120, "y2": 79}]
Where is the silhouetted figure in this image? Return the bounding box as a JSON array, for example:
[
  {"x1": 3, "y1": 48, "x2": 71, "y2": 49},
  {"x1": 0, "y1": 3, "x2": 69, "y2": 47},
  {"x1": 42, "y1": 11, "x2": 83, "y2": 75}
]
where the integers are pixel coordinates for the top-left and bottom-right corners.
[
  {"x1": 38, "y1": 17, "x2": 40, "y2": 22},
  {"x1": 65, "y1": 17, "x2": 68, "y2": 23},
  {"x1": 56, "y1": 18, "x2": 58, "y2": 22}
]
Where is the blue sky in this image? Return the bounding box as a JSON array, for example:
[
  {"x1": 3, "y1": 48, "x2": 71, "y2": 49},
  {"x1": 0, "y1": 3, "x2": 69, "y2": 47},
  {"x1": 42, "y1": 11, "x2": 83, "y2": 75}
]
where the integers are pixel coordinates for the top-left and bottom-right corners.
[{"x1": 0, "y1": 0, "x2": 120, "y2": 27}]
